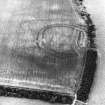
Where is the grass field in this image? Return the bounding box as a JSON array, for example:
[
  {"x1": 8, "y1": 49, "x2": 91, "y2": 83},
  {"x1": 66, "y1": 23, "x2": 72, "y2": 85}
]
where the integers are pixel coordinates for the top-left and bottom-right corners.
[{"x1": 84, "y1": 0, "x2": 105, "y2": 105}]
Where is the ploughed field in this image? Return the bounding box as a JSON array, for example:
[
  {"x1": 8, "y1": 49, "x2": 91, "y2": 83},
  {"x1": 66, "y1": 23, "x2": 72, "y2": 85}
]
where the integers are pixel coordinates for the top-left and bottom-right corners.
[{"x1": 0, "y1": 0, "x2": 85, "y2": 94}]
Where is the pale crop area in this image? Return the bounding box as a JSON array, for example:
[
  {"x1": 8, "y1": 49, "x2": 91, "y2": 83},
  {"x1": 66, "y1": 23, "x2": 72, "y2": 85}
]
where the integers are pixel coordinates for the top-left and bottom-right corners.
[{"x1": 84, "y1": 0, "x2": 105, "y2": 105}]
